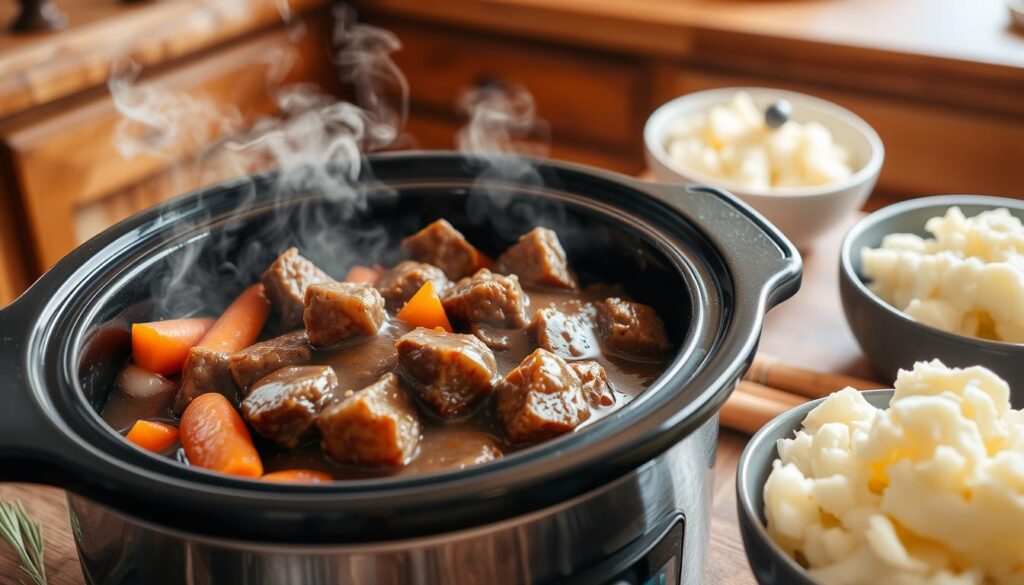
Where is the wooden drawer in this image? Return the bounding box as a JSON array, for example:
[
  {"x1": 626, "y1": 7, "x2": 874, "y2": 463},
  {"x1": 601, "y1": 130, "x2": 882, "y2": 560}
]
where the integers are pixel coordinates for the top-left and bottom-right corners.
[
  {"x1": 0, "y1": 15, "x2": 336, "y2": 271},
  {"x1": 404, "y1": 110, "x2": 643, "y2": 174},
  {"x1": 383, "y1": 19, "x2": 647, "y2": 151},
  {"x1": 656, "y1": 67, "x2": 1024, "y2": 199}
]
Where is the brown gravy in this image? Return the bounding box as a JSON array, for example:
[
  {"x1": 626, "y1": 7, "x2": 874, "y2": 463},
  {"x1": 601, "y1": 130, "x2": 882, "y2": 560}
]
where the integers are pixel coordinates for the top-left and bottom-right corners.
[{"x1": 102, "y1": 283, "x2": 668, "y2": 480}]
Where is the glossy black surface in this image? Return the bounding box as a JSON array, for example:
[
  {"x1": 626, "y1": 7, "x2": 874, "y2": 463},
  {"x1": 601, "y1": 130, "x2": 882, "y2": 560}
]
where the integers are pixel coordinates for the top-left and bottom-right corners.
[{"x1": 0, "y1": 152, "x2": 800, "y2": 542}]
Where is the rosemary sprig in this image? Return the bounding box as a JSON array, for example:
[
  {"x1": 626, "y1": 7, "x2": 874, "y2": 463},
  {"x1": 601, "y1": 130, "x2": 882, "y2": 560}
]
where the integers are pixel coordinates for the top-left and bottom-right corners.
[{"x1": 0, "y1": 500, "x2": 46, "y2": 585}]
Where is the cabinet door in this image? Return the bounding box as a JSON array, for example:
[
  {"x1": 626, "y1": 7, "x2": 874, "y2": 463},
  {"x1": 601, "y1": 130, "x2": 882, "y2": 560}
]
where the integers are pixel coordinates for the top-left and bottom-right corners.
[
  {"x1": 384, "y1": 19, "x2": 647, "y2": 152},
  {"x1": 1, "y1": 18, "x2": 336, "y2": 272}
]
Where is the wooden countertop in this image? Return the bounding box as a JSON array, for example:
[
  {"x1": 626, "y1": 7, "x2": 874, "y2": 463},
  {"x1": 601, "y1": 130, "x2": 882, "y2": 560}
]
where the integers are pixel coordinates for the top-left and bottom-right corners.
[
  {"x1": 0, "y1": 0, "x2": 327, "y2": 120},
  {"x1": 0, "y1": 201, "x2": 869, "y2": 583}
]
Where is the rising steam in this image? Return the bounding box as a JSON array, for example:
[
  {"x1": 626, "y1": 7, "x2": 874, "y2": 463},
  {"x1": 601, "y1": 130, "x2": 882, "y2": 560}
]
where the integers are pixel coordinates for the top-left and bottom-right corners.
[
  {"x1": 107, "y1": 5, "x2": 562, "y2": 319},
  {"x1": 107, "y1": 6, "x2": 408, "y2": 317},
  {"x1": 455, "y1": 82, "x2": 564, "y2": 240}
]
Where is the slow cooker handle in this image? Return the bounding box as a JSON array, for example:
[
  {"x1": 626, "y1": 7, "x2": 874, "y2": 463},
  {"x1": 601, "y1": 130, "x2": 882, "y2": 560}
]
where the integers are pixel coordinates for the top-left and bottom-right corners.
[
  {"x1": 0, "y1": 297, "x2": 80, "y2": 485},
  {"x1": 642, "y1": 183, "x2": 802, "y2": 310}
]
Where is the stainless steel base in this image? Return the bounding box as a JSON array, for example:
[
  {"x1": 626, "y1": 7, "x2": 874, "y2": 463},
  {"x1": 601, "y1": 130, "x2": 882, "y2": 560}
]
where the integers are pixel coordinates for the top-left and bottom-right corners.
[{"x1": 70, "y1": 416, "x2": 718, "y2": 585}]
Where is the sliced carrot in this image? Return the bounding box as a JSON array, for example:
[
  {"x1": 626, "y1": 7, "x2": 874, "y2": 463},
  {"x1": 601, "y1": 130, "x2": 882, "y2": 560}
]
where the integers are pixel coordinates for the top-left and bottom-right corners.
[
  {"x1": 261, "y1": 469, "x2": 333, "y2": 484},
  {"x1": 180, "y1": 393, "x2": 263, "y2": 478},
  {"x1": 131, "y1": 317, "x2": 215, "y2": 375},
  {"x1": 125, "y1": 420, "x2": 180, "y2": 454},
  {"x1": 396, "y1": 281, "x2": 453, "y2": 332},
  {"x1": 344, "y1": 265, "x2": 384, "y2": 285},
  {"x1": 197, "y1": 283, "x2": 271, "y2": 354}
]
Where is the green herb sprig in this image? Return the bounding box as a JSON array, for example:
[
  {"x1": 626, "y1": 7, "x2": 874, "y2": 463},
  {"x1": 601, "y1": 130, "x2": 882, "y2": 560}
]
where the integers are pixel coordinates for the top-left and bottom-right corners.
[{"x1": 0, "y1": 500, "x2": 47, "y2": 585}]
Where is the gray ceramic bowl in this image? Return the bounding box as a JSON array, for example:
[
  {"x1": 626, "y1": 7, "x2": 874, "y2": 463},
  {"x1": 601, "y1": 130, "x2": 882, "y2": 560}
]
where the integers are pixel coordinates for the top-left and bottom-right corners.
[
  {"x1": 840, "y1": 195, "x2": 1024, "y2": 404},
  {"x1": 736, "y1": 389, "x2": 892, "y2": 585}
]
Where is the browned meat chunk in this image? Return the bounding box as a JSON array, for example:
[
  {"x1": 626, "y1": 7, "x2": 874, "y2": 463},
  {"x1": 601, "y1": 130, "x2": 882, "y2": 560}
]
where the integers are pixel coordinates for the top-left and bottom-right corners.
[
  {"x1": 395, "y1": 327, "x2": 497, "y2": 418},
  {"x1": 496, "y1": 349, "x2": 591, "y2": 444},
  {"x1": 442, "y1": 269, "x2": 529, "y2": 328},
  {"x1": 493, "y1": 227, "x2": 578, "y2": 290},
  {"x1": 529, "y1": 306, "x2": 599, "y2": 359},
  {"x1": 261, "y1": 248, "x2": 334, "y2": 328},
  {"x1": 401, "y1": 219, "x2": 485, "y2": 280},
  {"x1": 173, "y1": 347, "x2": 236, "y2": 414},
  {"x1": 241, "y1": 366, "x2": 337, "y2": 448},
  {"x1": 406, "y1": 427, "x2": 502, "y2": 473},
  {"x1": 569, "y1": 360, "x2": 615, "y2": 407},
  {"x1": 376, "y1": 261, "x2": 450, "y2": 311},
  {"x1": 470, "y1": 323, "x2": 513, "y2": 351},
  {"x1": 596, "y1": 298, "x2": 672, "y2": 360},
  {"x1": 303, "y1": 282, "x2": 385, "y2": 347},
  {"x1": 317, "y1": 373, "x2": 420, "y2": 467},
  {"x1": 229, "y1": 330, "x2": 311, "y2": 391}
]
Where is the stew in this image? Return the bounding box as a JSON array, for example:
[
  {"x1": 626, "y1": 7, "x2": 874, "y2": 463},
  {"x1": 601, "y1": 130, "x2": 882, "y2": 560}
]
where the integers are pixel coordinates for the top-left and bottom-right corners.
[{"x1": 102, "y1": 220, "x2": 675, "y2": 481}]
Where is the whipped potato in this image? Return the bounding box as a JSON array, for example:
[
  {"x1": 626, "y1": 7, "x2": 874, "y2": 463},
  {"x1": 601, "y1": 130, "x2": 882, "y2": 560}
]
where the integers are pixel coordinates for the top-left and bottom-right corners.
[
  {"x1": 663, "y1": 91, "x2": 853, "y2": 191},
  {"x1": 862, "y1": 207, "x2": 1024, "y2": 343},
  {"x1": 764, "y1": 360, "x2": 1024, "y2": 585}
]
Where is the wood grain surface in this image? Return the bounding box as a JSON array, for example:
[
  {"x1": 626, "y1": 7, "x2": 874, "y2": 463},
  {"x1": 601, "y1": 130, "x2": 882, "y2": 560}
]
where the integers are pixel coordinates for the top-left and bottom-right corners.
[
  {"x1": 0, "y1": 0, "x2": 327, "y2": 120},
  {"x1": 367, "y1": 0, "x2": 1024, "y2": 116},
  {"x1": 0, "y1": 208, "x2": 868, "y2": 583}
]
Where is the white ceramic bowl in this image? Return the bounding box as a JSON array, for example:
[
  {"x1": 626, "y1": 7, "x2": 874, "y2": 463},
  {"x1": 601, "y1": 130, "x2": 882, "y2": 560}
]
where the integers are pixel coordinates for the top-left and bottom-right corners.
[{"x1": 645, "y1": 87, "x2": 884, "y2": 250}]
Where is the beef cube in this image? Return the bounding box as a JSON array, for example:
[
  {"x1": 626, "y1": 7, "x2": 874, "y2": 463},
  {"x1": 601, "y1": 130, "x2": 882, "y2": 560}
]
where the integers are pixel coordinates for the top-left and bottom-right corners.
[
  {"x1": 496, "y1": 349, "x2": 591, "y2": 444},
  {"x1": 241, "y1": 365, "x2": 337, "y2": 448},
  {"x1": 442, "y1": 269, "x2": 529, "y2": 328},
  {"x1": 229, "y1": 330, "x2": 311, "y2": 391},
  {"x1": 408, "y1": 427, "x2": 502, "y2": 473},
  {"x1": 596, "y1": 298, "x2": 672, "y2": 360},
  {"x1": 376, "y1": 261, "x2": 450, "y2": 311},
  {"x1": 470, "y1": 323, "x2": 513, "y2": 351},
  {"x1": 317, "y1": 373, "x2": 420, "y2": 467},
  {"x1": 303, "y1": 282, "x2": 385, "y2": 347},
  {"x1": 493, "y1": 227, "x2": 578, "y2": 290},
  {"x1": 401, "y1": 219, "x2": 485, "y2": 280},
  {"x1": 569, "y1": 360, "x2": 616, "y2": 407},
  {"x1": 395, "y1": 327, "x2": 497, "y2": 418},
  {"x1": 261, "y1": 248, "x2": 334, "y2": 328},
  {"x1": 173, "y1": 347, "x2": 237, "y2": 414},
  {"x1": 529, "y1": 306, "x2": 599, "y2": 359}
]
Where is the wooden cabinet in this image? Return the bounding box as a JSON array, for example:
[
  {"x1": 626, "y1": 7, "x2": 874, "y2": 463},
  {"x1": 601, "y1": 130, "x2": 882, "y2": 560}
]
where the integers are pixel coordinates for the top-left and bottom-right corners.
[
  {"x1": 2, "y1": 22, "x2": 335, "y2": 271},
  {"x1": 0, "y1": 0, "x2": 336, "y2": 306},
  {"x1": 380, "y1": 18, "x2": 648, "y2": 175},
  {"x1": 365, "y1": 0, "x2": 1024, "y2": 206},
  {"x1": 390, "y1": 20, "x2": 645, "y2": 151}
]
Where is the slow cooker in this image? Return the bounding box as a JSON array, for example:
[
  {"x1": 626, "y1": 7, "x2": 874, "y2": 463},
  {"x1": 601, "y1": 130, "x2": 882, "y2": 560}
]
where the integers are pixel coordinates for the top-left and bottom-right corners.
[{"x1": 0, "y1": 153, "x2": 800, "y2": 584}]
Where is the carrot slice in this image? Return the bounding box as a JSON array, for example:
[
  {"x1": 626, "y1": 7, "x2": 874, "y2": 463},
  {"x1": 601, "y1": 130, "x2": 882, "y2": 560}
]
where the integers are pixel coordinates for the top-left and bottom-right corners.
[
  {"x1": 125, "y1": 420, "x2": 180, "y2": 453},
  {"x1": 396, "y1": 281, "x2": 453, "y2": 332},
  {"x1": 131, "y1": 318, "x2": 214, "y2": 375},
  {"x1": 197, "y1": 283, "x2": 271, "y2": 354},
  {"x1": 344, "y1": 265, "x2": 383, "y2": 285},
  {"x1": 180, "y1": 393, "x2": 263, "y2": 478},
  {"x1": 261, "y1": 469, "x2": 333, "y2": 484}
]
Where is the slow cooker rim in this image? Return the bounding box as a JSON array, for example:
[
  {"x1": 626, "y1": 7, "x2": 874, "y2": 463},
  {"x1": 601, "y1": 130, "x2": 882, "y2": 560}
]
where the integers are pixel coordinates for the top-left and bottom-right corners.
[
  {"x1": 4, "y1": 152, "x2": 799, "y2": 541},
  {"x1": 63, "y1": 180, "x2": 713, "y2": 488}
]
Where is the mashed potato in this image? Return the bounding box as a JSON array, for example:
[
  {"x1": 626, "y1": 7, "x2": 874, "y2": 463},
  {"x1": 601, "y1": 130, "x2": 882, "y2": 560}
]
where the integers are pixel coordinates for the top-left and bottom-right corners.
[
  {"x1": 664, "y1": 91, "x2": 853, "y2": 191},
  {"x1": 764, "y1": 360, "x2": 1024, "y2": 585},
  {"x1": 862, "y1": 207, "x2": 1024, "y2": 343}
]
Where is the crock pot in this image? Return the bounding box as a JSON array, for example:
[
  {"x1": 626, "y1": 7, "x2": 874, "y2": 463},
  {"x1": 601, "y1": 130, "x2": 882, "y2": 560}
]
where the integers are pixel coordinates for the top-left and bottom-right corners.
[{"x1": 0, "y1": 152, "x2": 800, "y2": 584}]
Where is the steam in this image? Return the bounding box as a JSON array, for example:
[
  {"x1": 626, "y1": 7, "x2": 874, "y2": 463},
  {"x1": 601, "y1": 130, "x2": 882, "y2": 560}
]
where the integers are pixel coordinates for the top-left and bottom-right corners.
[
  {"x1": 108, "y1": 4, "x2": 564, "y2": 320},
  {"x1": 456, "y1": 82, "x2": 548, "y2": 158},
  {"x1": 456, "y1": 83, "x2": 564, "y2": 240},
  {"x1": 107, "y1": 6, "x2": 407, "y2": 317}
]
